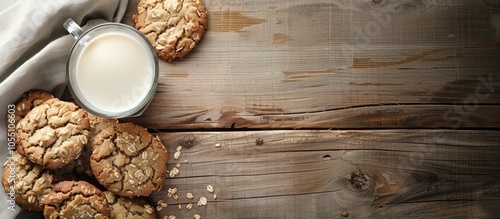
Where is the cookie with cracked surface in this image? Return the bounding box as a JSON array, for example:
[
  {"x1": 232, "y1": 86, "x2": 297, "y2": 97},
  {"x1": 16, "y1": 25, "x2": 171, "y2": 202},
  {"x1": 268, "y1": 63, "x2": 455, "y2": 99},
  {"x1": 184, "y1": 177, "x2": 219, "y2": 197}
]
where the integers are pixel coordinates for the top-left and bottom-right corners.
[
  {"x1": 2, "y1": 151, "x2": 57, "y2": 211},
  {"x1": 90, "y1": 123, "x2": 168, "y2": 196},
  {"x1": 74, "y1": 113, "x2": 118, "y2": 178},
  {"x1": 44, "y1": 181, "x2": 110, "y2": 219},
  {"x1": 16, "y1": 98, "x2": 90, "y2": 170},
  {"x1": 133, "y1": 0, "x2": 208, "y2": 61},
  {"x1": 7, "y1": 90, "x2": 54, "y2": 127},
  {"x1": 103, "y1": 191, "x2": 156, "y2": 219}
]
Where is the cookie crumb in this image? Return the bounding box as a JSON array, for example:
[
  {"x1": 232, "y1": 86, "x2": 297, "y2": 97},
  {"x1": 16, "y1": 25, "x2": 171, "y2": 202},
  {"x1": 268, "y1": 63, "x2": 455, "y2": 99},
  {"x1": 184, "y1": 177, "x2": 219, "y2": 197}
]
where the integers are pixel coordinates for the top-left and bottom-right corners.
[
  {"x1": 158, "y1": 199, "x2": 168, "y2": 208},
  {"x1": 197, "y1": 197, "x2": 207, "y2": 206},
  {"x1": 207, "y1": 185, "x2": 214, "y2": 193},
  {"x1": 167, "y1": 188, "x2": 178, "y2": 198},
  {"x1": 174, "y1": 151, "x2": 181, "y2": 160},
  {"x1": 169, "y1": 167, "x2": 179, "y2": 178},
  {"x1": 145, "y1": 205, "x2": 154, "y2": 214}
]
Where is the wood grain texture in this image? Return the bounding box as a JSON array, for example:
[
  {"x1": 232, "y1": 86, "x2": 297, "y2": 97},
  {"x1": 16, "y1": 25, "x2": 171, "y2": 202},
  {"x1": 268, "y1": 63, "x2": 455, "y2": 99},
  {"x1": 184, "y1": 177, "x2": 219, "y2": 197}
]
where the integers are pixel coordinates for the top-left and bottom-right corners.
[
  {"x1": 114, "y1": 2, "x2": 500, "y2": 218},
  {"x1": 151, "y1": 130, "x2": 500, "y2": 218},
  {"x1": 121, "y1": 0, "x2": 500, "y2": 129}
]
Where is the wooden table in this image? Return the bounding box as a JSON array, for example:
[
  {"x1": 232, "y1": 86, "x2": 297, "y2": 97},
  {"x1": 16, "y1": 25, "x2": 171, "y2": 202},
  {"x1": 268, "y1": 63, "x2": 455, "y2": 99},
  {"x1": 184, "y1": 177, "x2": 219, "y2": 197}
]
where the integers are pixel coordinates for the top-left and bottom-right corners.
[{"x1": 120, "y1": 0, "x2": 500, "y2": 218}]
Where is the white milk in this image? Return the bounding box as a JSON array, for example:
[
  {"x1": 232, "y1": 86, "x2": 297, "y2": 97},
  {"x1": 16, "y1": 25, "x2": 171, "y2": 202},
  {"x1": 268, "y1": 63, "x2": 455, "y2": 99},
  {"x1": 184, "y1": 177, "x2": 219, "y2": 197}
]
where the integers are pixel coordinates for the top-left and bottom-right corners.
[{"x1": 76, "y1": 32, "x2": 154, "y2": 114}]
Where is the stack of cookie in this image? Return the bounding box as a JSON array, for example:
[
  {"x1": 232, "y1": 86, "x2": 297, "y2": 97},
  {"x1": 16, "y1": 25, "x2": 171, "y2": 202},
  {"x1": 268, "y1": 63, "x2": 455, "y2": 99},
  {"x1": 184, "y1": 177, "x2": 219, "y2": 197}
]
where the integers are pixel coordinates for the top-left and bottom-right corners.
[{"x1": 3, "y1": 90, "x2": 167, "y2": 219}]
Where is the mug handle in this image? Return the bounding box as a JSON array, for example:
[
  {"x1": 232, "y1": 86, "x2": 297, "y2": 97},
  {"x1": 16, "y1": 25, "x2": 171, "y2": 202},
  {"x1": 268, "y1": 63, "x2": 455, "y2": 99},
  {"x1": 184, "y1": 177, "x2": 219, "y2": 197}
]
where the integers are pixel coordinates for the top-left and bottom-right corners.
[{"x1": 63, "y1": 18, "x2": 83, "y2": 39}]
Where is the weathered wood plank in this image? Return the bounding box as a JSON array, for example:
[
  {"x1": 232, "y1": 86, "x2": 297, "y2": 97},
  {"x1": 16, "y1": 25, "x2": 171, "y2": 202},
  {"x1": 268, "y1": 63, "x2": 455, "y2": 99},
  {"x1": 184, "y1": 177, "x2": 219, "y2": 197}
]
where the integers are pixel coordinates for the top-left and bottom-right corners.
[
  {"x1": 152, "y1": 130, "x2": 500, "y2": 218},
  {"x1": 124, "y1": 104, "x2": 500, "y2": 129},
  {"x1": 121, "y1": 0, "x2": 500, "y2": 129}
]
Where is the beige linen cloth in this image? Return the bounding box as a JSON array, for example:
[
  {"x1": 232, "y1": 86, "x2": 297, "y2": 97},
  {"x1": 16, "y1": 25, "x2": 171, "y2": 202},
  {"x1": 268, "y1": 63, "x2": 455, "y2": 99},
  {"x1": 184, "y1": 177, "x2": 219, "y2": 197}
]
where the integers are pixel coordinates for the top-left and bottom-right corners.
[{"x1": 0, "y1": 0, "x2": 128, "y2": 218}]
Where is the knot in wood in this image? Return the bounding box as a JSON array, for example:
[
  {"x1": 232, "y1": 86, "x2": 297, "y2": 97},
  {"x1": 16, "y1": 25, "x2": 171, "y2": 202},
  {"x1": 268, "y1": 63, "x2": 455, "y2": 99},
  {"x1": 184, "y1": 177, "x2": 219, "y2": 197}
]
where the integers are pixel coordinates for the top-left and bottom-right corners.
[
  {"x1": 255, "y1": 138, "x2": 264, "y2": 146},
  {"x1": 349, "y1": 173, "x2": 369, "y2": 191},
  {"x1": 181, "y1": 135, "x2": 197, "y2": 148}
]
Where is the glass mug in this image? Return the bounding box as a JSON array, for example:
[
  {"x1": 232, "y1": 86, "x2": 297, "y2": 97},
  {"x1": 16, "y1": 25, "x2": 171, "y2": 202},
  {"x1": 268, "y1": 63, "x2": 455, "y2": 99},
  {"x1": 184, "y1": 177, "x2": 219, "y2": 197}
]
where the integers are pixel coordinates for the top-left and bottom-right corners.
[{"x1": 63, "y1": 18, "x2": 158, "y2": 118}]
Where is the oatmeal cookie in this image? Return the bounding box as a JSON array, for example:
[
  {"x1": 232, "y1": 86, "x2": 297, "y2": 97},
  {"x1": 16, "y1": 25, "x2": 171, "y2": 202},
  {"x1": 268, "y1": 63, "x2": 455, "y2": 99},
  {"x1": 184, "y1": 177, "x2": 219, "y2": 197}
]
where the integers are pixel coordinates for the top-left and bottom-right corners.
[
  {"x1": 90, "y1": 123, "x2": 168, "y2": 196},
  {"x1": 44, "y1": 181, "x2": 109, "y2": 219},
  {"x1": 103, "y1": 191, "x2": 156, "y2": 219},
  {"x1": 8, "y1": 90, "x2": 54, "y2": 126},
  {"x1": 74, "y1": 113, "x2": 118, "y2": 178},
  {"x1": 1, "y1": 152, "x2": 57, "y2": 211},
  {"x1": 16, "y1": 98, "x2": 90, "y2": 170},
  {"x1": 133, "y1": 0, "x2": 208, "y2": 61}
]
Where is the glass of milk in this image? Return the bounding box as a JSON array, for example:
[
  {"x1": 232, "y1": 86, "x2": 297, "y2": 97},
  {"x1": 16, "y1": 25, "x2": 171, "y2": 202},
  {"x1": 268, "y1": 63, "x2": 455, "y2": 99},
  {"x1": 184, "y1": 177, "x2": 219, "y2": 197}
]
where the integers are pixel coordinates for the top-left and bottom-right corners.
[{"x1": 63, "y1": 18, "x2": 158, "y2": 118}]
